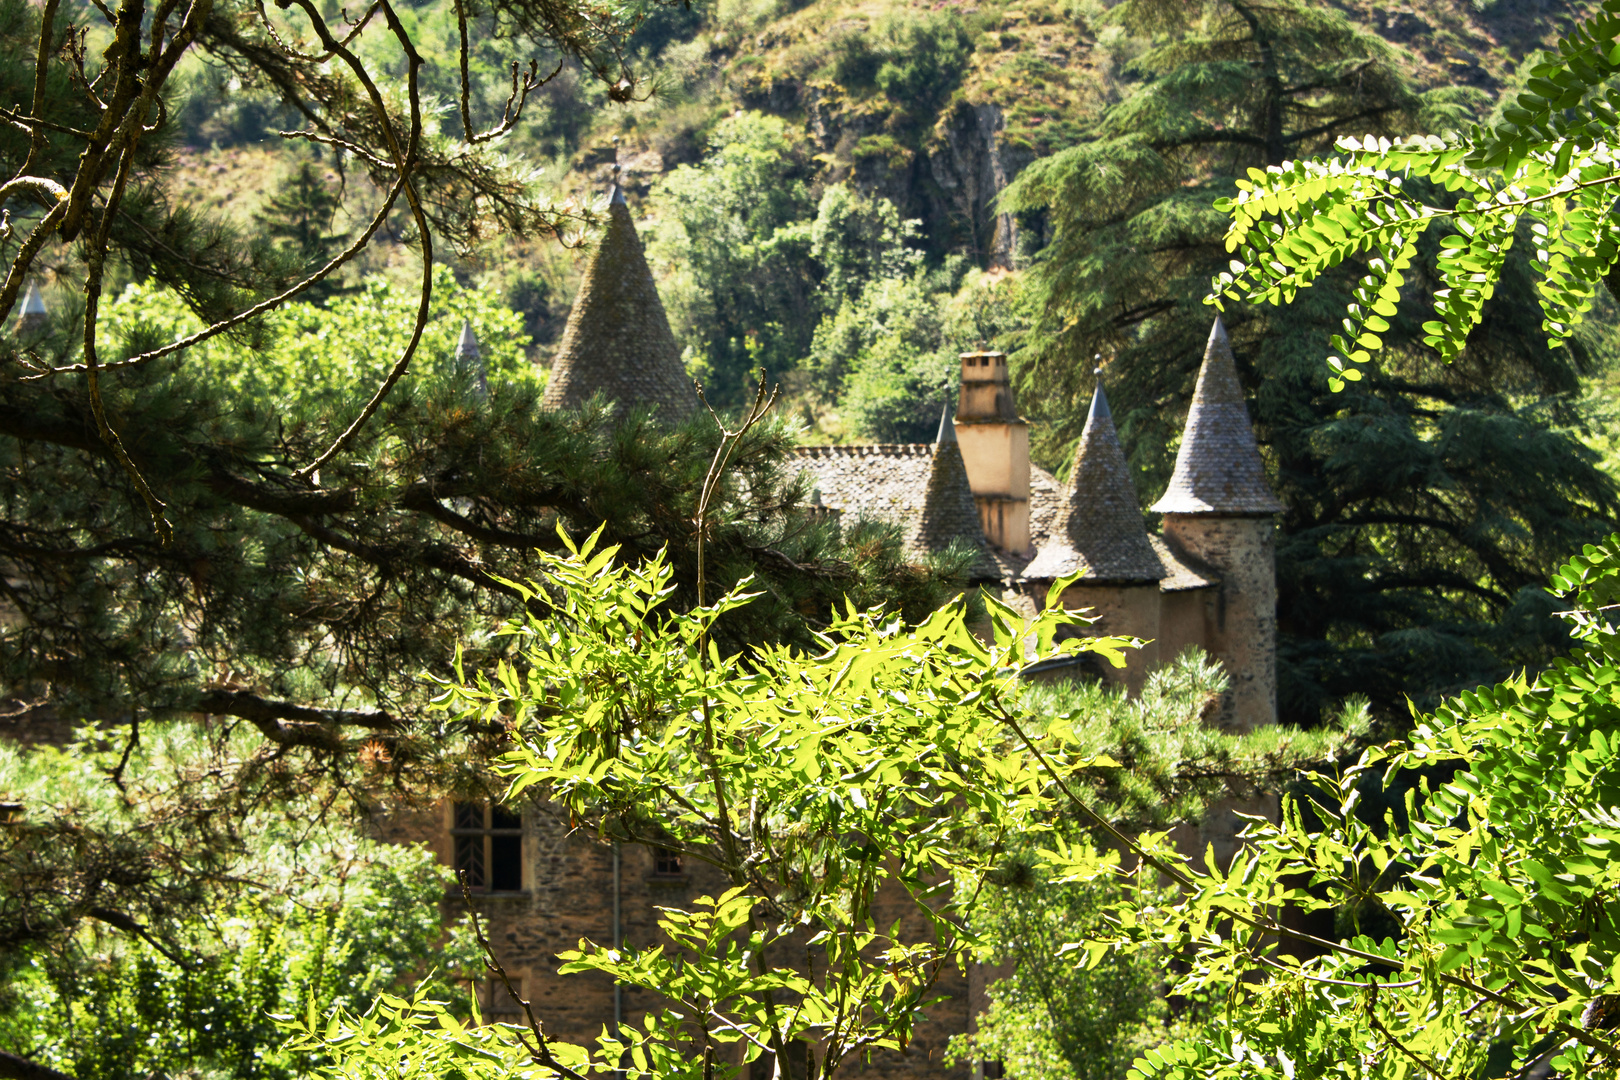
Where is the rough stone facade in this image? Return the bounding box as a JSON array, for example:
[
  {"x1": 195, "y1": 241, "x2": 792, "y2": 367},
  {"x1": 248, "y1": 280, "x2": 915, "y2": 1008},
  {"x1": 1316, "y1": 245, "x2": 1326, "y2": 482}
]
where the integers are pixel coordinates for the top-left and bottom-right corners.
[
  {"x1": 1159, "y1": 515, "x2": 1279, "y2": 732},
  {"x1": 373, "y1": 799, "x2": 981, "y2": 1080}
]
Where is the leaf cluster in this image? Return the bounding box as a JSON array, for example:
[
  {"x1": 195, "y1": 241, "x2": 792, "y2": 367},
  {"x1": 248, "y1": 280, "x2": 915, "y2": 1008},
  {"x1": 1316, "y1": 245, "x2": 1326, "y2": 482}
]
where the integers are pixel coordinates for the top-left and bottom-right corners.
[
  {"x1": 1036, "y1": 535, "x2": 1620, "y2": 1078},
  {"x1": 421, "y1": 529, "x2": 1136, "y2": 1080}
]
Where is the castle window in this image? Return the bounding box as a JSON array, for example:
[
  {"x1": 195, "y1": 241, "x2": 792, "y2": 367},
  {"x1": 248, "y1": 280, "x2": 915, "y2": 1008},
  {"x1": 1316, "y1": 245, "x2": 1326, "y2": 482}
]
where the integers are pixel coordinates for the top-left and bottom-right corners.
[
  {"x1": 652, "y1": 846, "x2": 683, "y2": 877},
  {"x1": 475, "y1": 974, "x2": 527, "y2": 1023},
  {"x1": 452, "y1": 801, "x2": 523, "y2": 892}
]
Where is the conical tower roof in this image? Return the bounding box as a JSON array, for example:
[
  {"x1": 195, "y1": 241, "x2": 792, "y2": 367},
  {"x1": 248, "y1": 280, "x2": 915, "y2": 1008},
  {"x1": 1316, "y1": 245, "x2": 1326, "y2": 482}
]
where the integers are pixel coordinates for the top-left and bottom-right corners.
[
  {"x1": 1023, "y1": 378, "x2": 1164, "y2": 583},
  {"x1": 455, "y1": 319, "x2": 488, "y2": 400},
  {"x1": 1151, "y1": 318, "x2": 1282, "y2": 515},
  {"x1": 15, "y1": 281, "x2": 46, "y2": 333},
  {"x1": 541, "y1": 183, "x2": 698, "y2": 421},
  {"x1": 911, "y1": 408, "x2": 999, "y2": 580}
]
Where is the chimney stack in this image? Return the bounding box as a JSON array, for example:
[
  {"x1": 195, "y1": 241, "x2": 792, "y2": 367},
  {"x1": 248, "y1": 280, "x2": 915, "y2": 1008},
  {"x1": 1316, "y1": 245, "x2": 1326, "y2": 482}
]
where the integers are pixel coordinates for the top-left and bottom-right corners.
[{"x1": 953, "y1": 351, "x2": 1030, "y2": 555}]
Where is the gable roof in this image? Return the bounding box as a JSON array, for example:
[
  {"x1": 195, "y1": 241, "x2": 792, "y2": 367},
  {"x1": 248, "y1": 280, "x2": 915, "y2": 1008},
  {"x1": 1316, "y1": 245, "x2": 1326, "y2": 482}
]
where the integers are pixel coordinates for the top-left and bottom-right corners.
[
  {"x1": 792, "y1": 424, "x2": 1002, "y2": 582},
  {"x1": 541, "y1": 186, "x2": 699, "y2": 421},
  {"x1": 1150, "y1": 317, "x2": 1282, "y2": 516},
  {"x1": 795, "y1": 448, "x2": 1215, "y2": 592},
  {"x1": 1022, "y1": 381, "x2": 1164, "y2": 584}
]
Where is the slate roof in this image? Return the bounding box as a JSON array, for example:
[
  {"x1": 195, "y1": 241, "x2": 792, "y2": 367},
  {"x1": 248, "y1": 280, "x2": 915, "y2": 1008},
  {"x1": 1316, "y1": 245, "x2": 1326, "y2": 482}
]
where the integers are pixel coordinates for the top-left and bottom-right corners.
[
  {"x1": 915, "y1": 411, "x2": 1000, "y2": 579},
  {"x1": 1150, "y1": 317, "x2": 1282, "y2": 516},
  {"x1": 794, "y1": 446, "x2": 1215, "y2": 591},
  {"x1": 1029, "y1": 466, "x2": 1062, "y2": 551},
  {"x1": 1150, "y1": 535, "x2": 1220, "y2": 592},
  {"x1": 1022, "y1": 382, "x2": 1165, "y2": 584},
  {"x1": 791, "y1": 416, "x2": 1001, "y2": 582},
  {"x1": 14, "y1": 282, "x2": 46, "y2": 333},
  {"x1": 541, "y1": 185, "x2": 699, "y2": 421}
]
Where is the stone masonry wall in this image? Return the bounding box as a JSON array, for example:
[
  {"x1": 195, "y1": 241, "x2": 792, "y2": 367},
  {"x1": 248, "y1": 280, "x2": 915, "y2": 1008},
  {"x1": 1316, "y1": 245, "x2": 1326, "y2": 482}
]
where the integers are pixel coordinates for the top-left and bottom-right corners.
[
  {"x1": 1158, "y1": 515, "x2": 1277, "y2": 733},
  {"x1": 378, "y1": 800, "x2": 978, "y2": 1080},
  {"x1": 1053, "y1": 583, "x2": 1161, "y2": 694}
]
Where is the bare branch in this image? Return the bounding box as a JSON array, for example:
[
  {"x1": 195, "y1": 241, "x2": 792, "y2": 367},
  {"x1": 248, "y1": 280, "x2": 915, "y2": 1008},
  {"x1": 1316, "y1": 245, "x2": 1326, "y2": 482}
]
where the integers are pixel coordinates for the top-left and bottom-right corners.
[
  {"x1": 287, "y1": 0, "x2": 434, "y2": 482},
  {"x1": 459, "y1": 873, "x2": 591, "y2": 1080},
  {"x1": 22, "y1": 0, "x2": 62, "y2": 173}
]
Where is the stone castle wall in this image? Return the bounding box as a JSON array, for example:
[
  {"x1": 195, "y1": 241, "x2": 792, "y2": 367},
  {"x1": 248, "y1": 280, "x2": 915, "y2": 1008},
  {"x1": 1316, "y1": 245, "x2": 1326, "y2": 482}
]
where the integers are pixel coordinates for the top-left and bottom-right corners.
[
  {"x1": 376, "y1": 801, "x2": 979, "y2": 1080},
  {"x1": 1158, "y1": 515, "x2": 1278, "y2": 732}
]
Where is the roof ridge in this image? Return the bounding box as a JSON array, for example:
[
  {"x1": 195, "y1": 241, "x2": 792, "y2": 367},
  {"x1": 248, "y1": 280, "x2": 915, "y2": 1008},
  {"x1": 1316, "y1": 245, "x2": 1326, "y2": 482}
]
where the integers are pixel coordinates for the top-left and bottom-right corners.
[
  {"x1": 1149, "y1": 317, "x2": 1282, "y2": 516},
  {"x1": 540, "y1": 195, "x2": 698, "y2": 421}
]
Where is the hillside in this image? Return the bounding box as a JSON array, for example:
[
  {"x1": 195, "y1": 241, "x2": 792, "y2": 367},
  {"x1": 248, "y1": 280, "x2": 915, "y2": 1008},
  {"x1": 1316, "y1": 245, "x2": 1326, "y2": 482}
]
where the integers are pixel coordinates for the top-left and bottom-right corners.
[
  {"x1": 142, "y1": 0, "x2": 1620, "y2": 718},
  {"x1": 175, "y1": 0, "x2": 1596, "y2": 359}
]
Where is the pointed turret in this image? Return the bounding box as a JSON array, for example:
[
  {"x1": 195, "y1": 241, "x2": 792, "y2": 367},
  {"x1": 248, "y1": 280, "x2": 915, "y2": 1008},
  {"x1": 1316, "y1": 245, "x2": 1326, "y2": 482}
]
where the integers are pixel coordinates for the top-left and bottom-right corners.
[
  {"x1": 14, "y1": 282, "x2": 46, "y2": 335},
  {"x1": 1150, "y1": 317, "x2": 1282, "y2": 515},
  {"x1": 455, "y1": 319, "x2": 488, "y2": 401},
  {"x1": 1023, "y1": 377, "x2": 1163, "y2": 583},
  {"x1": 541, "y1": 170, "x2": 698, "y2": 421},
  {"x1": 912, "y1": 407, "x2": 999, "y2": 579},
  {"x1": 1152, "y1": 318, "x2": 1280, "y2": 732}
]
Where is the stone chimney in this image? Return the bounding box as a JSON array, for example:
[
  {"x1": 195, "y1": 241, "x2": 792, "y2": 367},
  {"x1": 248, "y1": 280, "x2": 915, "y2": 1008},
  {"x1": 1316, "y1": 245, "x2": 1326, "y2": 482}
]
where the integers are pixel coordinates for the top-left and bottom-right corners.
[
  {"x1": 1151, "y1": 317, "x2": 1283, "y2": 732},
  {"x1": 954, "y1": 351, "x2": 1030, "y2": 554}
]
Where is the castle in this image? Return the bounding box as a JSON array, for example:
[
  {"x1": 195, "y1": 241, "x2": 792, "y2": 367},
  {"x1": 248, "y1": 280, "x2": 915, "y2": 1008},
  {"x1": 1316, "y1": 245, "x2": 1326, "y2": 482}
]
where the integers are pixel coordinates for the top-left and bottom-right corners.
[
  {"x1": 5, "y1": 175, "x2": 1284, "y2": 1078},
  {"x1": 379, "y1": 180, "x2": 1284, "y2": 1076},
  {"x1": 535, "y1": 175, "x2": 1283, "y2": 733}
]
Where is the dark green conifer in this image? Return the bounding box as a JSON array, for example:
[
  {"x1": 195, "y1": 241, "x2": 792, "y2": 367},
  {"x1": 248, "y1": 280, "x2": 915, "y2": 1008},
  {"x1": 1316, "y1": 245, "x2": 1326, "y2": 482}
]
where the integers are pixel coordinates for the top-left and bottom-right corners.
[
  {"x1": 1003, "y1": 0, "x2": 1619, "y2": 719},
  {"x1": 253, "y1": 162, "x2": 347, "y2": 300}
]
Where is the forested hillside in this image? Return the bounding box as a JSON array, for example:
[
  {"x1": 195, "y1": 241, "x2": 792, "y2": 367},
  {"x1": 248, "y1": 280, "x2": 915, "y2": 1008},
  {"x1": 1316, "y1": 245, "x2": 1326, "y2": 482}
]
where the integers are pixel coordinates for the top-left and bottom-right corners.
[{"x1": 34, "y1": 0, "x2": 1620, "y2": 722}]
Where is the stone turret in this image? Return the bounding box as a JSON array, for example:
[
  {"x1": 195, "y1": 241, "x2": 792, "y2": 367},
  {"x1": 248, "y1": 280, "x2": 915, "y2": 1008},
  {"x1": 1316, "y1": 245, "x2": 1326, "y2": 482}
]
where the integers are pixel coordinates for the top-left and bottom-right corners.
[
  {"x1": 954, "y1": 350, "x2": 1030, "y2": 554},
  {"x1": 456, "y1": 319, "x2": 488, "y2": 401},
  {"x1": 1151, "y1": 317, "x2": 1282, "y2": 731},
  {"x1": 913, "y1": 407, "x2": 1000, "y2": 581},
  {"x1": 1024, "y1": 375, "x2": 1164, "y2": 689},
  {"x1": 541, "y1": 174, "x2": 698, "y2": 421},
  {"x1": 14, "y1": 282, "x2": 46, "y2": 335}
]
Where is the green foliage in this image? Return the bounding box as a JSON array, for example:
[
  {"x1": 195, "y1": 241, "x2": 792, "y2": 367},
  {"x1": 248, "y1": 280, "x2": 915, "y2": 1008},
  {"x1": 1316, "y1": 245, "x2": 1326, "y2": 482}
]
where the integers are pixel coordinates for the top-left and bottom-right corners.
[
  {"x1": 0, "y1": 725, "x2": 479, "y2": 1080},
  {"x1": 1002, "y1": 0, "x2": 1618, "y2": 720},
  {"x1": 828, "y1": 11, "x2": 971, "y2": 116},
  {"x1": 254, "y1": 161, "x2": 349, "y2": 302},
  {"x1": 1209, "y1": 0, "x2": 1620, "y2": 388},
  {"x1": 286, "y1": 535, "x2": 1364, "y2": 1080},
  {"x1": 418, "y1": 531, "x2": 1134, "y2": 1079},
  {"x1": 939, "y1": 658, "x2": 1371, "y2": 1080},
  {"x1": 1036, "y1": 534, "x2": 1620, "y2": 1078},
  {"x1": 874, "y1": 13, "x2": 973, "y2": 115},
  {"x1": 945, "y1": 864, "x2": 1173, "y2": 1080},
  {"x1": 102, "y1": 267, "x2": 539, "y2": 414},
  {"x1": 819, "y1": 268, "x2": 958, "y2": 442},
  {"x1": 811, "y1": 254, "x2": 1032, "y2": 443},
  {"x1": 1021, "y1": 650, "x2": 1369, "y2": 830},
  {"x1": 647, "y1": 112, "x2": 817, "y2": 400}
]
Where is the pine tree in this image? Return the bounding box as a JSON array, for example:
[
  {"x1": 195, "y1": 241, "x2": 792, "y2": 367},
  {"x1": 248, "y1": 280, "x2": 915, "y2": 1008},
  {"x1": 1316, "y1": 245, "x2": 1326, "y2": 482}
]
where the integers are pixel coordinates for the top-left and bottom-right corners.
[
  {"x1": 254, "y1": 162, "x2": 347, "y2": 300},
  {"x1": 1002, "y1": 0, "x2": 1619, "y2": 721}
]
